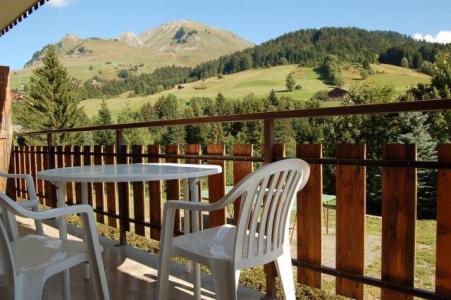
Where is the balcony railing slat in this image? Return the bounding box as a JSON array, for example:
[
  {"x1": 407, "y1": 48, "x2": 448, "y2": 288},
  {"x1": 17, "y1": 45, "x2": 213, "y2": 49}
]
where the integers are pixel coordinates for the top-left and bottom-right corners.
[
  {"x1": 148, "y1": 144, "x2": 162, "y2": 240},
  {"x1": 232, "y1": 144, "x2": 253, "y2": 225},
  {"x1": 24, "y1": 145, "x2": 31, "y2": 199},
  {"x1": 436, "y1": 144, "x2": 451, "y2": 297},
  {"x1": 117, "y1": 145, "x2": 130, "y2": 242},
  {"x1": 336, "y1": 144, "x2": 366, "y2": 299},
  {"x1": 63, "y1": 145, "x2": 74, "y2": 205},
  {"x1": 165, "y1": 144, "x2": 181, "y2": 231},
  {"x1": 93, "y1": 145, "x2": 105, "y2": 224},
  {"x1": 83, "y1": 145, "x2": 94, "y2": 206},
  {"x1": 73, "y1": 145, "x2": 82, "y2": 205},
  {"x1": 132, "y1": 145, "x2": 145, "y2": 236},
  {"x1": 35, "y1": 146, "x2": 44, "y2": 204},
  {"x1": 19, "y1": 145, "x2": 26, "y2": 199},
  {"x1": 381, "y1": 144, "x2": 417, "y2": 300},
  {"x1": 207, "y1": 144, "x2": 226, "y2": 228},
  {"x1": 42, "y1": 146, "x2": 52, "y2": 207},
  {"x1": 104, "y1": 145, "x2": 117, "y2": 228},
  {"x1": 296, "y1": 144, "x2": 322, "y2": 288},
  {"x1": 185, "y1": 144, "x2": 202, "y2": 229},
  {"x1": 13, "y1": 146, "x2": 20, "y2": 199},
  {"x1": 6, "y1": 146, "x2": 16, "y2": 199},
  {"x1": 29, "y1": 146, "x2": 37, "y2": 192}
]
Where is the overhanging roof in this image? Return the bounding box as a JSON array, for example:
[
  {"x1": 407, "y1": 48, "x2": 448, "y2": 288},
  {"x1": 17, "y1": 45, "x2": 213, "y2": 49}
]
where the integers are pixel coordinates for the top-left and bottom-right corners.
[{"x1": 0, "y1": 0, "x2": 49, "y2": 37}]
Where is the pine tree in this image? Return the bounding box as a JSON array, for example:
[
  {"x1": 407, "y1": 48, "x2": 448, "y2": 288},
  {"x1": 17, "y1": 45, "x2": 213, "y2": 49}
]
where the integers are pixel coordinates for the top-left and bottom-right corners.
[
  {"x1": 16, "y1": 46, "x2": 86, "y2": 144},
  {"x1": 285, "y1": 73, "x2": 296, "y2": 91},
  {"x1": 93, "y1": 100, "x2": 115, "y2": 145},
  {"x1": 268, "y1": 89, "x2": 279, "y2": 106}
]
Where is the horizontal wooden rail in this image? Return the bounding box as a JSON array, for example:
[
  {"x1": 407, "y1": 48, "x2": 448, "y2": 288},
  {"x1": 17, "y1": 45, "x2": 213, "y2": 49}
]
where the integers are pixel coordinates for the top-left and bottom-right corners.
[
  {"x1": 15, "y1": 99, "x2": 451, "y2": 136},
  {"x1": 12, "y1": 148, "x2": 451, "y2": 169},
  {"x1": 292, "y1": 260, "x2": 445, "y2": 300}
]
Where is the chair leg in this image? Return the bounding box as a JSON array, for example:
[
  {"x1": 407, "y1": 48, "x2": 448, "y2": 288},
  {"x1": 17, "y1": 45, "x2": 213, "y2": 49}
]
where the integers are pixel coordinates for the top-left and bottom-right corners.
[
  {"x1": 275, "y1": 252, "x2": 296, "y2": 300},
  {"x1": 86, "y1": 250, "x2": 109, "y2": 300},
  {"x1": 156, "y1": 248, "x2": 171, "y2": 300},
  {"x1": 210, "y1": 261, "x2": 239, "y2": 300},
  {"x1": 15, "y1": 274, "x2": 45, "y2": 300}
]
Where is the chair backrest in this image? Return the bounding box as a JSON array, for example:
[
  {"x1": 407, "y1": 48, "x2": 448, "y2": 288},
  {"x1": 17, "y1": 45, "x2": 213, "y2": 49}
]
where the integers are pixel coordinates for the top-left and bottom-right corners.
[{"x1": 228, "y1": 159, "x2": 309, "y2": 269}]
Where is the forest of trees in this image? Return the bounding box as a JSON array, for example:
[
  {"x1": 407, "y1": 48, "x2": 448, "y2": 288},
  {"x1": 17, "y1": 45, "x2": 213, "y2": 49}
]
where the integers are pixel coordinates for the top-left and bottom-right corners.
[{"x1": 78, "y1": 27, "x2": 451, "y2": 99}]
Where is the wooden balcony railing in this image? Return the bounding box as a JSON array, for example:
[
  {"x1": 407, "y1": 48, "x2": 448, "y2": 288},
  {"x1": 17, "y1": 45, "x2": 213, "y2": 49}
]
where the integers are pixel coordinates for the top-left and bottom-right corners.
[{"x1": 9, "y1": 99, "x2": 451, "y2": 299}]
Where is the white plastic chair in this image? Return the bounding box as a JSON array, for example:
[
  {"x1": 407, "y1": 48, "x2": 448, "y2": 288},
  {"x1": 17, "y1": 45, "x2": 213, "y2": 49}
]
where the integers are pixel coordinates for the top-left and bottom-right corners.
[
  {"x1": 0, "y1": 172, "x2": 44, "y2": 237},
  {"x1": 0, "y1": 192, "x2": 110, "y2": 300},
  {"x1": 157, "y1": 158, "x2": 310, "y2": 300}
]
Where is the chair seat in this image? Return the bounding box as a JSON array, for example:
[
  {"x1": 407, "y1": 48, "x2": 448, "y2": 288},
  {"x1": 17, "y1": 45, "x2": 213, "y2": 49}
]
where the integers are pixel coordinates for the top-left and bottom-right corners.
[
  {"x1": 173, "y1": 224, "x2": 237, "y2": 265},
  {"x1": 11, "y1": 234, "x2": 88, "y2": 273}
]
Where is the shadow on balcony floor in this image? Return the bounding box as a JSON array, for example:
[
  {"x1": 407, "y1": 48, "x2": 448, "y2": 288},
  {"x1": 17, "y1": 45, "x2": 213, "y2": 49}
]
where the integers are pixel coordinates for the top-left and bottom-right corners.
[{"x1": 11, "y1": 216, "x2": 264, "y2": 300}]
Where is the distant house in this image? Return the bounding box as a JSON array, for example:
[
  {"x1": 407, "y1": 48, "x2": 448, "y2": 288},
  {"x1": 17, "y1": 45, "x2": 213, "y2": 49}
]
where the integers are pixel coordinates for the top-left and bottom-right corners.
[{"x1": 327, "y1": 87, "x2": 348, "y2": 100}]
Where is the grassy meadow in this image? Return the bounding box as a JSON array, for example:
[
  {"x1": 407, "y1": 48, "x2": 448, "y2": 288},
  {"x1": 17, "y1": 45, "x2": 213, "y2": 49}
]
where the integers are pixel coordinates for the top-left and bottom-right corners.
[{"x1": 79, "y1": 63, "x2": 430, "y2": 118}]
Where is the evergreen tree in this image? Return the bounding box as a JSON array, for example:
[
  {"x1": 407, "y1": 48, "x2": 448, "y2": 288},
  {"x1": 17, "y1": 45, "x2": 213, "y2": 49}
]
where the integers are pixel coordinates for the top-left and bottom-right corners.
[
  {"x1": 268, "y1": 89, "x2": 279, "y2": 106},
  {"x1": 93, "y1": 100, "x2": 115, "y2": 145},
  {"x1": 285, "y1": 73, "x2": 296, "y2": 91},
  {"x1": 400, "y1": 57, "x2": 409, "y2": 68},
  {"x1": 409, "y1": 51, "x2": 451, "y2": 143},
  {"x1": 16, "y1": 46, "x2": 86, "y2": 144}
]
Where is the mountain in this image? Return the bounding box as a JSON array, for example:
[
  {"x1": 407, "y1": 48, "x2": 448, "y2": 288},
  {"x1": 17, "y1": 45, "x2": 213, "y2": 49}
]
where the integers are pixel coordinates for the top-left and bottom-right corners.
[{"x1": 21, "y1": 20, "x2": 253, "y2": 81}]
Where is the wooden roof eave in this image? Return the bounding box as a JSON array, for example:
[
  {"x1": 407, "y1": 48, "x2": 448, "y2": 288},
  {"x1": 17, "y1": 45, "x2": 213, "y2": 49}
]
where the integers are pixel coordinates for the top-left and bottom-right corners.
[{"x1": 0, "y1": 0, "x2": 49, "y2": 37}]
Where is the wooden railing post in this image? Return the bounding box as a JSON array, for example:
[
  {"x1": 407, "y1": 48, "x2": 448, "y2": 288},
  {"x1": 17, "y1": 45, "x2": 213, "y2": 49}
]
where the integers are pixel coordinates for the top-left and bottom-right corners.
[
  {"x1": 131, "y1": 144, "x2": 145, "y2": 236},
  {"x1": 104, "y1": 145, "x2": 117, "y2": 227},
  {"x1": 46, "y1": 133, "x2": 56, "y2": 207},
  {"x1": 296, "y1": 144, "x2": 322, "y2": 288},
  {"x1": 117, "y1": 143, "x2": 130, "y2": 245},
  {"x1": 381, "y1": 144, "x2": 417, "y2": 300},
  {"x1": 93, "y1": 145, "x2": 104, "y2": 224},
  {"x1": 263, "y1": 118, "x2": 277, "y2": 298},
  {"x1": 336, "y1": 144, "x2": 366, "y2": 299},
  {"x1": 148, "y1": 145, "x2": 162, "y2": 240},
  {"x1": 207, "y1": 144, "x2": 226, "y2": 227},
  {"x1": 0, "y1": 66, "x2": 13, "y2": 195},
  {"x1": 232, "y1": 144, "x2": 253, "y2": 225},
  {"x1": 165, "y1": 144, "x2": 180, "y2": 232},
  {"x1": 436, "y1": 144, "x2": 451, "y2": 297}
]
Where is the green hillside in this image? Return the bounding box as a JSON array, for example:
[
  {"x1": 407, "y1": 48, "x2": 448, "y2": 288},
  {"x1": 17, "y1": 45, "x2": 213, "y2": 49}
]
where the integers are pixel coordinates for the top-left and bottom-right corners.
[{"x1": 81, "y1": 63, "x2": 430, "y2": 118}]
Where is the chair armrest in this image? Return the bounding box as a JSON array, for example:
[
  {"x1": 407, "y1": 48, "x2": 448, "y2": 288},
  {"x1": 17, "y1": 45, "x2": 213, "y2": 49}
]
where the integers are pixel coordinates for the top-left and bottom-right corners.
[
  {"x1": 18, "y1": 199, "x2": 40, "y2": 209},
  {"x1": 164, "y1": 197, "x2": 233, "y2": 211},
  {"x1": 20, "y1": 204, "x2": 94, "y2": 220},
  {"x1": 0, "y1": 173, "x2": 32, "y2": 180}
]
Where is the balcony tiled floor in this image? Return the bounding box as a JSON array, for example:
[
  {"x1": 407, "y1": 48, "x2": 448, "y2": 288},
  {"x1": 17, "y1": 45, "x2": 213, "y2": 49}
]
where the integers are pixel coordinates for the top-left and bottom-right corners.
[{"x1": 10, "y1": 217, "x2": 264, "y2": 300}]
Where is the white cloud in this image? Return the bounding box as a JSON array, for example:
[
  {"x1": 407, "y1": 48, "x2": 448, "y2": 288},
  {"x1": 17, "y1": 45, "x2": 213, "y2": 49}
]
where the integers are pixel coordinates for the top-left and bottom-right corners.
[
  {"x1": 413, "y1": 31, "x2": 451, "y2": 44},
  {"x1": 47, "y1": 0, "x2": 72, "y2": 8}
]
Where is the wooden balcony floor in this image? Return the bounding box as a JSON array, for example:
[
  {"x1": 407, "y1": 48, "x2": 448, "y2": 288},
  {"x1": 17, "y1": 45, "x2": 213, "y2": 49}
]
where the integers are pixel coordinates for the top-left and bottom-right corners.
[{"x1": 11, "y1": 217, "x2": 264, "y2": 300}]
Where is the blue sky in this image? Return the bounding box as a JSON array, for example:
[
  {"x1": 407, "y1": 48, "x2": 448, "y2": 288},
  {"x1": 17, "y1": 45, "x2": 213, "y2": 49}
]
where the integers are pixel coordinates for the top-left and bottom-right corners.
[{"x1": 1, "y1": 0, "x2": 450, "y2": 70}]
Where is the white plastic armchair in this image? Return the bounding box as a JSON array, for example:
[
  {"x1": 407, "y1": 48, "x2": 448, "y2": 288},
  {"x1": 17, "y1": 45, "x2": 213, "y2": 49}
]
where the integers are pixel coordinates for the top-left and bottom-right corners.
[
  {"x1": 0, "y1": 192, "x2": 109, "y2": 300},
  {"x1": 157, "y1": 158, "x2": 310, "y2": 300},
  {"x1": 0, "y1": 172, "x2": 43, "y2": 237}
]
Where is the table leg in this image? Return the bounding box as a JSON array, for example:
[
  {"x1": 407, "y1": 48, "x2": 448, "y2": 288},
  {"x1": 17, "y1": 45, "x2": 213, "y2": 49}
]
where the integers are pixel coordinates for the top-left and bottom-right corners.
[
  {"x1": 81, "y1": 182, "x2": 91, "y2": 280},
  {"x1": 55, "y1": 182, "x2": 71, "y2": 300},
  {"x1": 190, "y1": 178, "x2": 201, "y2": 300}
]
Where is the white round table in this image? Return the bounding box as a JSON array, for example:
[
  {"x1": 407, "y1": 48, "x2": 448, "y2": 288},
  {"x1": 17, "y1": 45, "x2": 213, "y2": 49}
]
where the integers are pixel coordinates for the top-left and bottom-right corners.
[{"x1": 38, "y1": 163, "x2": 222, "y2": 300}]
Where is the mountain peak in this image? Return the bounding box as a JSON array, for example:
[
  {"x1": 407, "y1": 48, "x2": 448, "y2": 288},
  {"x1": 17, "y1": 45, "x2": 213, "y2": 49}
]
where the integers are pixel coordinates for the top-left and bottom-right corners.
[
  {"x1": 119, "y1": 32, "x2": 143, "y2": 48},
  {"x1": 23, "y1": 20, "x2": 253, "y2": 73}
]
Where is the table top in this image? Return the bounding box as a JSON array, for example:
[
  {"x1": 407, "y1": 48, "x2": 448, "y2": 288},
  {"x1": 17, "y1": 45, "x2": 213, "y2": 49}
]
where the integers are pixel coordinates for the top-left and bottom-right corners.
[{"x1": 37, "y1": 163, "x2": 222, "y2": 183}]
